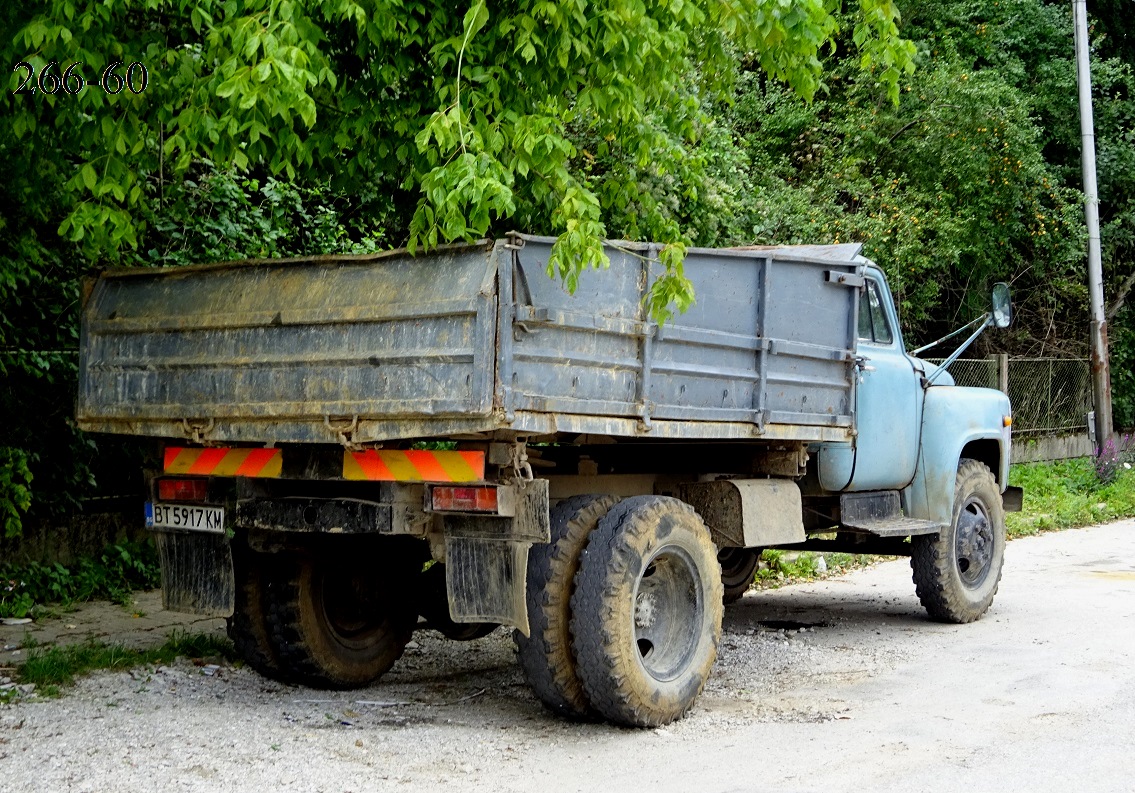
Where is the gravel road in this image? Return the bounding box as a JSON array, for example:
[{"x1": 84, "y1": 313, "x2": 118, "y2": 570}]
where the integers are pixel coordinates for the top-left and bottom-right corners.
[{"x1": 2, "y1": 520, "x2": 1134, "y2": 793}]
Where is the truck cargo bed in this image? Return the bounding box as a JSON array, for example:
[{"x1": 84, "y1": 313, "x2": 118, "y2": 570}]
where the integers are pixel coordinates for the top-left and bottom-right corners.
[{"x1": 78, "y1": 234, "x2": 862, "y2": 445}]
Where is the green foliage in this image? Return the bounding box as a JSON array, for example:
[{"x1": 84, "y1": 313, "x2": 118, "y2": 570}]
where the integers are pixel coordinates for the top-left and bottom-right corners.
[
  {"x1": 1007, "y1": 457, "x2": 1135, "y2": 536},
  {"x1": 0, "y1": 0, "x2": 918, "y2": 527},
  {"x1": 5, "y1": 0, "x2": 1135, "y2": 539},
  {"x1": 16, "y1": 630, "x2": 234, "y2": 691},
  {"x1": 0, "y1": 540, "x2": 161, "y2": 618},
  {"x1": 136, "y1": 165, "x2": 389, "y2": 266},
  {"x1": 753, "y1": 547, "x2": 882, "y2": 588},
  {"x1": 1110, "y1": 309, "x2": 1135, "y2": 429},
  {"x1": 724, "y1": 2, "x2": 1091, "y2": 343},
  {"x1": 0, "y1": 448, "x2": 33, "y2": 539},
  {"x1": 3, "y1": 0, "x2": 914, "y2": 318}
]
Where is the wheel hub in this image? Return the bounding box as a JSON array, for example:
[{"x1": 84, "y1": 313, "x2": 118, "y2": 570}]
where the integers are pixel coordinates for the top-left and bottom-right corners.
[
  {"x1": 632, "y1": 548, "x2": 703, "y2": 682},
  {"x1": 955, "y1": 497, "x2": 994, "y2": 587},
  {"x1": 635, "y1": 591, "x2": 658, "y2": 629}
]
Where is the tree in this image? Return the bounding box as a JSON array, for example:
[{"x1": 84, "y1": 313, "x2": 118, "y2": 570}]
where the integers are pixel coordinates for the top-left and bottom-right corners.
[
  {"x1": 0, "y1": 1, "x2": 915, "y2": 533},
  {"x1": 3, "y1": 1, "x2": 914, "y2": 317}
]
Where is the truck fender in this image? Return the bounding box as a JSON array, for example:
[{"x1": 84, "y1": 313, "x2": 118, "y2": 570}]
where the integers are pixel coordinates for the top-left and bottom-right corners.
[
  {"x1": 679, "y1": 479, "x2": 806, "y2": 548},
  {"x1": 904, "y1": 386, "x2": 1012, "y2": 527}
]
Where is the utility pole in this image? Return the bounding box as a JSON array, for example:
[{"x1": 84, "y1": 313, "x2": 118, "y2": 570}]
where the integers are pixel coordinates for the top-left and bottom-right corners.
[{"x1": 1073, "y1": 0, "x2": 1114, "y2": 446}]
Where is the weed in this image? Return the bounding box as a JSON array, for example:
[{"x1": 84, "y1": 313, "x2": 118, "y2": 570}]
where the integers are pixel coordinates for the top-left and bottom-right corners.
[
  {"x1": 1008, "y1": 457, "x2": 1135, "y2": 537},
  {"x1": 753, "y1": 548, "x2": 884, "y2": 589},
  {"x1": 16, "y1": 630, "x2": 234, "y2": 691},
  {"x1": 0, "y1": 540, "x2": 161, "y2": 619},
  {"x1": 1095, "y1": 434, "x2": 1133, "y2": 485}
]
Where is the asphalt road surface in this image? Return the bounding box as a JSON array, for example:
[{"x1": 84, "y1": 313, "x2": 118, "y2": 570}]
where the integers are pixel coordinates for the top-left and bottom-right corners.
[{"x1": 2, "y1": 520, "x2": 1133, "y2": 793}]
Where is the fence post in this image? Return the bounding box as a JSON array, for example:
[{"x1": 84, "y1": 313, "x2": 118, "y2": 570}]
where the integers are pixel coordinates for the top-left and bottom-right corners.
[{"x1": 991, "y1": 353, "x2": 1008, "y2": 393}]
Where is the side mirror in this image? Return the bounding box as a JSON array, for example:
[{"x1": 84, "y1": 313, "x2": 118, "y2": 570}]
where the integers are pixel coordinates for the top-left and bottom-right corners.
[{"x1": 992, "y1": 282, "x2": 1012, "y2": 329}]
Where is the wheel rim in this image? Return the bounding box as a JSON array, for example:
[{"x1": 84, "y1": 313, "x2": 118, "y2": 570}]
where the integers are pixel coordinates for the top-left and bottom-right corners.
[
  {"x1": 632, "y1": 546, "x2": 703, "y2": 682},
  {"x1": 317, "y1": 563, "x2": 389, "y2": 651},
  {"x1": 955, "y1": 497, "x2": 994, "y2": 588}
]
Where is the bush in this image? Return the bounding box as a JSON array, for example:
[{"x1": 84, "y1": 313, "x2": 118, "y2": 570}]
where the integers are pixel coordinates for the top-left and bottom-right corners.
[{"x1": 0, "y1": 539, "x2": 161, "y2": 618}]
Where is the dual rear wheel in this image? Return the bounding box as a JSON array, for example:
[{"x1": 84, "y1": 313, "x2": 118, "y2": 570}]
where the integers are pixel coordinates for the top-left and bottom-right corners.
[{"x1": 516, "y1": 495, "x2": 724, "y2": 727}]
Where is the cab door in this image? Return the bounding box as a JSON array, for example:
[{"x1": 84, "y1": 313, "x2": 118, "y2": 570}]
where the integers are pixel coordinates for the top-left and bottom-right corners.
[{"x1": 846, "y1": 271, "x2": 924, "y2": 490}]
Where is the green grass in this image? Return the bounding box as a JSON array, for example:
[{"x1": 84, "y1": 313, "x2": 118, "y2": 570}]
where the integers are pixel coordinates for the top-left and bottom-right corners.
[
  {"x1": 1007, "y1": 457, "x2": 1135, "y2": 536},
  {"x1": 753, "y1": 547, "x2": 886, "y2": 589},
  {"x1": 12, "y1": 631, "x2": 234, "y2": 696},
  {"x1": 753, "y1": 457, "x2": 1135, "y2": 589}
]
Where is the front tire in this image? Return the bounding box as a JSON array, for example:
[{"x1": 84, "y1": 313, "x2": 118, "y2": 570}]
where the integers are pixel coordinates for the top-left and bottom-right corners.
[
  {"x1": 570, "y1": 496, "x2": 723, "y2": 727},
  {"x1": 264, "y1": 539, "x2": 418, "y2": 688},
  {"x1": 911, "y1": 459, "x2": 1006, "y2": 623}
]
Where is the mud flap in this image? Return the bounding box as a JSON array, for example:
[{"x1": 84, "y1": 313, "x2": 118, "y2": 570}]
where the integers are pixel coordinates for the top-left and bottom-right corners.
[
  {"x1": 444, "y1": 536, "x2": 531, "y2": 634},
  {"x1": 440, "y1": 480, "x2": 550, "y2": 636},
  {"x1": 153, "y1": 531, "x2": 235, "y2": 617}
]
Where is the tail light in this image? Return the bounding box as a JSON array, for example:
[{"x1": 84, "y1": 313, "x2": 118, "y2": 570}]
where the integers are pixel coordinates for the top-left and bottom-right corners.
[
  {"x1": 157, "y1": 477, "x2": 210, "y2": 502},
  {"x1": 430, "y1": 485, "x2": 499, "y2": 513}
]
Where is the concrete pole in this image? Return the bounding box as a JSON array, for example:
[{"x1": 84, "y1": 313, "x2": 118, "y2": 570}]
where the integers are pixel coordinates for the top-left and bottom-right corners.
[{"x1": 1073, "y1": 0, "x2": 1114, "y2": 446}]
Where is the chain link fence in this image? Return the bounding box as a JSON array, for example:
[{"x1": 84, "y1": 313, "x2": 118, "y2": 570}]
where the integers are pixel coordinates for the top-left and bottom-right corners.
[{"x1": 925, "y1": 357, "x2": 1091, "y2": 437}]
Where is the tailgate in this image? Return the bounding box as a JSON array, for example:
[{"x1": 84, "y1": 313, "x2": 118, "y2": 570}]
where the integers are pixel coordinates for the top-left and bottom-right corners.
[{"x1": 77, "y1": 243, "x2": 500, "y2": 443}]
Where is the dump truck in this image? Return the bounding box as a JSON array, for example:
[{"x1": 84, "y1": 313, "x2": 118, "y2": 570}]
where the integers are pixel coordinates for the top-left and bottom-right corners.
[{"x1": 76, "y1": 232, "x2": 1020, "y2": 727}]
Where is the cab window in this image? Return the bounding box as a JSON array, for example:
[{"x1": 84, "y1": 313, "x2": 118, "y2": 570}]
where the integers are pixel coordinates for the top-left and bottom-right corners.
[{"x1": 858, "y1": 280, "x2": 894, "y2": 345}]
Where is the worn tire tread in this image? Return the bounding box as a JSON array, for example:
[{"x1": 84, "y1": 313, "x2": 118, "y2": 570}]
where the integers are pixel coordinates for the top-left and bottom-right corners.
[
  {"x1": 515, "y1": 494, "x2": 620, "y2": 719},
  {"x1": 570, "y1": 496, "x2": 723, "y2": 728},
  {"x1": 226, "y1": 546, "x2": 282, "y2": 678},
  {"x1": 263, "y1": 552, "x2": 414, "y2": 689},
  {"x1": 719, "y1": 548, "x2": 760, "y2": 605},
  {"x1": 911, "y1": 459, "x2": 1005, "y2": 624}
]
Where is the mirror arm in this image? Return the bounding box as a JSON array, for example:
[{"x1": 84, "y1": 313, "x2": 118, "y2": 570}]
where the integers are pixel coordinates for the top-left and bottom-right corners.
[
  {"x1": 925, "y1": 313, "x2": 994, "y2": 385},
  {"x1": 909, "y1": 314, "x2": 989, "y2": 356}
]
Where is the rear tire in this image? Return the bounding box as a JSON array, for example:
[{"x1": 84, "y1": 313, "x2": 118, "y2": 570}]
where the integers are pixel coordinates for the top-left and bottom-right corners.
[
  {"x1": 911, "y1": 459, "x2": 1005, "y2": 623},
  {"x1": 226, "y1": 539, "x2": 281, "y2": 677},
  {"x1": 718, "y1": 547, "x2": 759, "y2": 604},
  {"x1": 570, "y1": 496, "x2": 723, "y2": 727},
  {"x1": 515, "y1": 494, "x2": 620, "y2": 719},
  {"x1": 264, "y1": 539, "x2": 418, "y2": 688}
]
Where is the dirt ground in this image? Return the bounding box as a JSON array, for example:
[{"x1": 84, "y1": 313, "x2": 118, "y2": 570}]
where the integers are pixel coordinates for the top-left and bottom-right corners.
[
  {"x1": 0, "y1": 593, "x2": 224, "y2": 669},
  {"x1": 2, "y1": 520, "x2": 1134, "y2": 793}
]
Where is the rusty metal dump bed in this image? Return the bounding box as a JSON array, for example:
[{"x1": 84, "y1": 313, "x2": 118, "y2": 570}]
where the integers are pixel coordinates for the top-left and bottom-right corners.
[{"x1": 78, "y1": 234, "x2": 862, "y2": 445}]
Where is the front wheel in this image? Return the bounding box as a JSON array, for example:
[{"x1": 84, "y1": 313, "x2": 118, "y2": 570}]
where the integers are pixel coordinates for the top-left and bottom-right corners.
[
  {"x1": 570, "y1": 496, "x2": 723, "y2": 727},
  {"x1": 911, "y1": 459, "x2": 1006, "y2": 623}
]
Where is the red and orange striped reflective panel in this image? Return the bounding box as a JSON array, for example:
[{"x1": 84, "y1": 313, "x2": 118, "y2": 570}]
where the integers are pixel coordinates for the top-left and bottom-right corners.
[
  {"x1": 342, "y1": 450, "x2": 484, "y2": 482},
  {"x1": 163, "y1": 447, "x2": 283, "y2": 478}
]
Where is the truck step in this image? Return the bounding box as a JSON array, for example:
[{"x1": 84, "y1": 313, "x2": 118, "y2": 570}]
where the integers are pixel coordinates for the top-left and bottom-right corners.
[
  {"x1": 843, "y1": 516, "x2": 942, "y2": 538},
  {"x1": 839, "y1": 491, "x2": 942, "y2": 537}
]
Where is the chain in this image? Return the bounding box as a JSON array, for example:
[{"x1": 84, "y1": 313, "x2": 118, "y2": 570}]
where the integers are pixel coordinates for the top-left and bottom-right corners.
[{"x1": 510, "y1": 440, "x2": 534, "y2": 487}]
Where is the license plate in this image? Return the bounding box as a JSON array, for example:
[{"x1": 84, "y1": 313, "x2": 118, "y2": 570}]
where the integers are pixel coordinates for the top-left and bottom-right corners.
[{"x1": 145, "y1": 502, "x2": 225, "y2": 534}]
